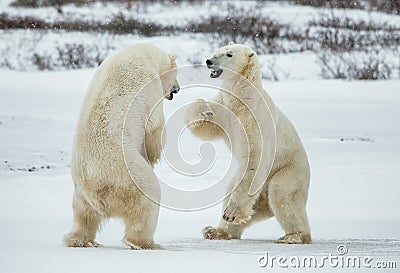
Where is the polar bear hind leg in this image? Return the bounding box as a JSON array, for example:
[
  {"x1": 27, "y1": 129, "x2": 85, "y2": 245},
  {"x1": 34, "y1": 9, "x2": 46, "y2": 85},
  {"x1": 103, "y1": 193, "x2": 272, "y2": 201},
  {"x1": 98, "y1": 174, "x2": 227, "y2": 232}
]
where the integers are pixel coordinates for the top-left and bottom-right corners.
[
  {"x1": 121, "y1": 154, "x2": 162, "y2": 250},
  {"x1": 122, "y1": 197, "x2": 161, "y2": 250},
  {"x1": 268, "y1": 168, "x2": 311, "y2": 244},
  {"x1": 63, "y1": 190, "x2": 102, "y2": 247}
]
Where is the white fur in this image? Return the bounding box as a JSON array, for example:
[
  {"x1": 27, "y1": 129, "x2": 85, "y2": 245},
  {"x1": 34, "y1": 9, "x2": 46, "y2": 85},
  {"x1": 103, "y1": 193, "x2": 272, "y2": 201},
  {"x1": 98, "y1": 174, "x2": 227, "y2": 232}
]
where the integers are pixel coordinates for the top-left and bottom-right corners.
[
  {"x1": 185, "y1": 43, "x2": 311, "y2": 244},
  {"x1": 64, "y1": 43, "x2": 178, "y2": 249}
]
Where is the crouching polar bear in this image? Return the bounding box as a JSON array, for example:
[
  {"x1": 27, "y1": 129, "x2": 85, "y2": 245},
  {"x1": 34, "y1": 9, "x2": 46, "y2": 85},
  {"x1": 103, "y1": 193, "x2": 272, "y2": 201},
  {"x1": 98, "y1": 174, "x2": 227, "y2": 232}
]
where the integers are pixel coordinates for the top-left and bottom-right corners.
[
  {"x1": 185, "y1": 42, "x2": 311, "y2": 244},
  {"x1": 64, "y1": 43, "x2": 179, "y2": 249}
]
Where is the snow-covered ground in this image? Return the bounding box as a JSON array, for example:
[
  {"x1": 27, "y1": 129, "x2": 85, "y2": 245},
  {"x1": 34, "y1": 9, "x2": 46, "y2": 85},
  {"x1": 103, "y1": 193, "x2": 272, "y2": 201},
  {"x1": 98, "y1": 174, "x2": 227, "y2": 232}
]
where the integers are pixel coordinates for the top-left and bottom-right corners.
[{"x1": 0, "y1": 68, "x2": 399, "y2": 272}]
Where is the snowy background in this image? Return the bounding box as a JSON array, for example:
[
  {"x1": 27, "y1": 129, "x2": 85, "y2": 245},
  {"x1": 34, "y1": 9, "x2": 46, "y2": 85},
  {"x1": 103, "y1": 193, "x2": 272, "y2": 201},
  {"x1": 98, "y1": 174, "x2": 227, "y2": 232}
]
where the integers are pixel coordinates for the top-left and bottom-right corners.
[{"x1": 1, "y1": 1, "x2": 400, "y2": 272}]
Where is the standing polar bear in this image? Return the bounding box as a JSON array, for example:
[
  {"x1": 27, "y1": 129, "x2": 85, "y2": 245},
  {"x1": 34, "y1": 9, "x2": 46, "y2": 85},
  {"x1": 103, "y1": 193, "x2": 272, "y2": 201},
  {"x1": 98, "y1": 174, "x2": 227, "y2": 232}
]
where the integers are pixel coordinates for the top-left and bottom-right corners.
[
  {"x1": 64, "y1": 43, "x2": 180, "y2": 249},
  {"x1": 185, "y1": 42, "x2": 311, "y2": 244}
]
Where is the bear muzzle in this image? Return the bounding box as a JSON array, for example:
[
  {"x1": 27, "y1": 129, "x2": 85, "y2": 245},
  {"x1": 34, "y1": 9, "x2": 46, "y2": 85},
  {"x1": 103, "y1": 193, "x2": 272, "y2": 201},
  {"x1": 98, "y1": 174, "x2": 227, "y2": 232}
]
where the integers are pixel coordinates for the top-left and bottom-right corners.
[
  {"x1": 206, "y1": 59, "x2": 223, "y2": 78},
  {"x1": 166, "y1": 84, "x2": 180, "y2": 100}
]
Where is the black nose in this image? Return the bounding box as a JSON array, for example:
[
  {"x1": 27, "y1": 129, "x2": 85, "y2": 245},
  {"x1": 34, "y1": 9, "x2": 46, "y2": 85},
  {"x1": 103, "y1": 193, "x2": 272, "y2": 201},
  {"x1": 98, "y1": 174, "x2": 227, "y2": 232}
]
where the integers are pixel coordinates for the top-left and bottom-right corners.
[
  {"x1": 171, "y1": 85, "x2": 180, "y2": 94},
  {"x1": 206, "y1": 59, "x2": 213, "y2": 66}
]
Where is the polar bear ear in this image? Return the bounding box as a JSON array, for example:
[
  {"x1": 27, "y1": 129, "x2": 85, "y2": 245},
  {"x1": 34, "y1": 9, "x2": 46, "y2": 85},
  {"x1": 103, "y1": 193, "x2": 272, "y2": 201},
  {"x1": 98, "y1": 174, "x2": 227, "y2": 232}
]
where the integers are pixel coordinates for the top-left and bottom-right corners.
[
  {"x1": 228, "y1": 41, "x2": 235, "y2": 46},
  {"x1": 248, "y1": 51, "x2": 256, "y2": 58},
  {"x1": 169, "y1": 54, "x2": 177, "y2": 62}
]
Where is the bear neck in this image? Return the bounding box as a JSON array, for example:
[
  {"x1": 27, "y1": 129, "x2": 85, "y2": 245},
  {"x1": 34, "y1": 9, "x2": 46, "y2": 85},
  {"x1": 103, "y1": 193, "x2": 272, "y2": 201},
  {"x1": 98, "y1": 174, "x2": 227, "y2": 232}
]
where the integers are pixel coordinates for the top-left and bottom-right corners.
[
  {"x1": 221, "y1": 66, "x2": 263, "y2": 100},
  {"x1": 223, "y1": 58, "x2": 263, "y2": 90},
  {"x1": 220, "y1": 60, "x2": 275, "y2": 112}
]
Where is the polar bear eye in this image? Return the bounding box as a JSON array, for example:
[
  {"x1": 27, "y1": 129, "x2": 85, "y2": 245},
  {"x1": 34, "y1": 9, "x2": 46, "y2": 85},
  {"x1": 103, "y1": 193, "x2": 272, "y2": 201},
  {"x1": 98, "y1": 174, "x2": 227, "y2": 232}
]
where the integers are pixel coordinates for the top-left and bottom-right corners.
[{"x1": 226, "y1": 53, "x2": 233, "y2": 58}]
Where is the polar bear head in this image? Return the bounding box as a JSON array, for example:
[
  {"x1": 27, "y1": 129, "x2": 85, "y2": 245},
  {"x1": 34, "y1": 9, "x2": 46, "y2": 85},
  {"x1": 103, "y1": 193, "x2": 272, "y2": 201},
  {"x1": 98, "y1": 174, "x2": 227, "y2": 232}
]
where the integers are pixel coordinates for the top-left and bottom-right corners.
[
  {"x1": 206, "y1": 42, "x2": 258, "y2": 81},
  {"x1": 159, "y1": 53, "x2": 180, "y2": 100}
]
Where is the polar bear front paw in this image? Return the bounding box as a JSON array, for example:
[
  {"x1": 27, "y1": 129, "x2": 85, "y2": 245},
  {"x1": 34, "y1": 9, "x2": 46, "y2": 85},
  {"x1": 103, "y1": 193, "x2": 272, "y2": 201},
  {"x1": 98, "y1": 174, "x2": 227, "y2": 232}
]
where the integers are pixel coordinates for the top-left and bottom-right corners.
[
  {"x1": 199, "y1": 110, "x2": 214, "y2": 121},
  {"x1": 202, "y1": 226, "x2": 229, "y2": 240},
  {"x1": 222, "y1": 198, "x2": 254, "y2": 225},
  {"x1": 186, "y1": 99, "x2": 214, "y2": 122},
  {"x1": 194, "y1": 99, "x2": 214, "y2": 121}
]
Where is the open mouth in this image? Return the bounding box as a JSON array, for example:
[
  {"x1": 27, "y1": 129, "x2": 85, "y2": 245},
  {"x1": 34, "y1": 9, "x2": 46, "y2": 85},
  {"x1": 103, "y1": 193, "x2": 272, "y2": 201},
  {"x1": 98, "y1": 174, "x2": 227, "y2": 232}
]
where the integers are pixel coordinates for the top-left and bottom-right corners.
[{"x1": 210, "y1": 68, "x2": 223, "y2": 78}]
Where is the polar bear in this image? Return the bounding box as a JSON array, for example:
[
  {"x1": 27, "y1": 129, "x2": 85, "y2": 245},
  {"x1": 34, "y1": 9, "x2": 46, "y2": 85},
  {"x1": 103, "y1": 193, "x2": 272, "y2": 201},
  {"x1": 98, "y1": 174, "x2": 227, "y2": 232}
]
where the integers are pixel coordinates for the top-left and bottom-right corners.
[
  {"x1": 64, "y1": 43, "x2": 180, "y2": 250},
  {"x1": 185, "y1": 42, "x2": 311, "y2": 244}
]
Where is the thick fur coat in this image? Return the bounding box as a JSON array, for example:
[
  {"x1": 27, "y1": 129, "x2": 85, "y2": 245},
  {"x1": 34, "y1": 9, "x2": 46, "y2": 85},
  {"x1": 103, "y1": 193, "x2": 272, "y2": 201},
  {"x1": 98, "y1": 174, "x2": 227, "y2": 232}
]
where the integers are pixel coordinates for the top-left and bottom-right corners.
[
  {"x1": 64, "y1": 43, "x2": 179, "y2": 249},
  {"x1": 185, "y1": 42, "x2": 311, "y2": 244}
]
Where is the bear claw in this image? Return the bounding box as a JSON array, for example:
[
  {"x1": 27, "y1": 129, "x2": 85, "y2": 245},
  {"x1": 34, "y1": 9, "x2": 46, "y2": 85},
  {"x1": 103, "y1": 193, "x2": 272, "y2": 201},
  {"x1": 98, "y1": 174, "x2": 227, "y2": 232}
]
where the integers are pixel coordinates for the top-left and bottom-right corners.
[{"x1": 200, "y1": 111, "x2": 214, "y2": 120}]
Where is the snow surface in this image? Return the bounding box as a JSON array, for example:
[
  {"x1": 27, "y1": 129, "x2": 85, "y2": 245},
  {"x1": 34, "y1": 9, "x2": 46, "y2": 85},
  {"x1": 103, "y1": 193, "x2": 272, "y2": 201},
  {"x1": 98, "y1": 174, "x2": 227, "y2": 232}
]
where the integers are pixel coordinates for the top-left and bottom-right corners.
[{"x1": 1, "y1": 68, "x2": 399, "y2": 272}]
